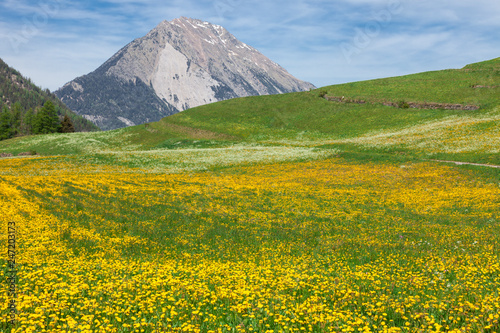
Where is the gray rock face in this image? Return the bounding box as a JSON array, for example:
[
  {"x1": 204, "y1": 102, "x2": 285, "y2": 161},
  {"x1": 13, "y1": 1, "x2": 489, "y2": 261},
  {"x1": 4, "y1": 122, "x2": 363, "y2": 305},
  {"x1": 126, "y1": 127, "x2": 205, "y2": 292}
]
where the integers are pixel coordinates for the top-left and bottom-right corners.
[{"x1": 55, "y1": 17, "x2": 316, "y2": 130}]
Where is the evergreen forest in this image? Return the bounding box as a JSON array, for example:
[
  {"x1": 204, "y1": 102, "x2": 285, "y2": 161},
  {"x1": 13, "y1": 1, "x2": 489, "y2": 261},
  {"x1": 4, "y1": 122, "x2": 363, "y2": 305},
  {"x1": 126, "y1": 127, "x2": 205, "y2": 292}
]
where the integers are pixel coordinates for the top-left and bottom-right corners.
[{"x1": 0, "y1": 58, "x2": 99, "y2": 140}]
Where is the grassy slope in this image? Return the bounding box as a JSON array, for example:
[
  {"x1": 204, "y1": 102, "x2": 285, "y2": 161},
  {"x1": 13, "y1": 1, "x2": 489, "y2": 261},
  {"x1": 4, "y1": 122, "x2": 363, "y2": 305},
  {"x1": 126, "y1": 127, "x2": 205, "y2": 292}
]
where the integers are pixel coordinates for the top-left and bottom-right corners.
[
  {"x1": 0, "y1": 57, "x2": 498, "y2": 163},
  {"x1": 325, "y1": 58, "x2": 500, "y2": 107}
]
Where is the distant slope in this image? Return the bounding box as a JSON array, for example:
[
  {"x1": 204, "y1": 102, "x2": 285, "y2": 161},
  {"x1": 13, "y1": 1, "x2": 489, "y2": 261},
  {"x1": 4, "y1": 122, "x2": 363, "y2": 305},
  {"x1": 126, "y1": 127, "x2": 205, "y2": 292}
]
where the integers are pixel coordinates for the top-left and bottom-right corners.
[
  {"x1": 0, "y1": 58, "x2": 99, "y2": 133},
  {"x1": 55, "y1": 17, "x2": 315, "y2": 131},
  {"x1": 2, "y1": 58, "x2": 499, "y2": 164},
  {"x1": 135, "y1": 58, "x2": 500, "y2": 143},
  {"x1": 322, "y1": 57, "x2": 499, "y2": 109},
  {"x1": 55, "y1": 73, "x2": 176, "y2": 130}
]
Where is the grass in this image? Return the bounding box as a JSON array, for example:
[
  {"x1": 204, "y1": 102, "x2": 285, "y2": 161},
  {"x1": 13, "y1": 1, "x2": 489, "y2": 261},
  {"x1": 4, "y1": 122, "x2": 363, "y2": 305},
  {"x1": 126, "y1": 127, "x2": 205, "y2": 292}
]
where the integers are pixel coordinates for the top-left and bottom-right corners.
[
  {"x1": 322, "y1": 58, "x2": 500, "y2": 107},
  {"x1": 0, "y1": 57, "x2": 499, "y2": 332}
]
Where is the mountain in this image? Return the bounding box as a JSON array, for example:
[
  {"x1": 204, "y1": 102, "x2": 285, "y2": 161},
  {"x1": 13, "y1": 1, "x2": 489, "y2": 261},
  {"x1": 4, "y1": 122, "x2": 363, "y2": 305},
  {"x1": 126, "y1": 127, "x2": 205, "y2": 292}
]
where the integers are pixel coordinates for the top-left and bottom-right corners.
[
  {"x1": 0, "y1": 57, "x2": 99, "y2": 135},
  {"x1": 55, "y1": 17, "x2": 316, "y2": 131}
]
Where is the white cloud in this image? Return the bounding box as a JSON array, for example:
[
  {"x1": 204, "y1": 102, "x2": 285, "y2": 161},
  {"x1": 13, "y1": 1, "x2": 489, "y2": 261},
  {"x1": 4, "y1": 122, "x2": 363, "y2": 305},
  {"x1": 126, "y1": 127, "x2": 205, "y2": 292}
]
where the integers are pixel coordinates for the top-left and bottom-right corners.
[{"x1": 0, "y1": 0, "x2": 499, "y2": 91}]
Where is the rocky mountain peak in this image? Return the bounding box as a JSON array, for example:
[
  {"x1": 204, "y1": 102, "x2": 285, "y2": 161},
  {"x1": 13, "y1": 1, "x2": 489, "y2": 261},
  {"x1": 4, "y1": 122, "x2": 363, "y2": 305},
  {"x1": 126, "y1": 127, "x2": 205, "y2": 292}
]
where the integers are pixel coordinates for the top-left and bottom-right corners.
[{"x1": 55, "y1": 17, "x2": 316, "y2": 130}]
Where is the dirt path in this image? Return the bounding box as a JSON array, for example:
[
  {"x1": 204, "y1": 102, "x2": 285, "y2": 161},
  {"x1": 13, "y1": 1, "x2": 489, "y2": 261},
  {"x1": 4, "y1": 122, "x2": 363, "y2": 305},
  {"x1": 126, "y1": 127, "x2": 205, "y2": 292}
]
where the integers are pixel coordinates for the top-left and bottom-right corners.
[{"x1": 429, "y1": 160, "x2": 500, "y2": 169}]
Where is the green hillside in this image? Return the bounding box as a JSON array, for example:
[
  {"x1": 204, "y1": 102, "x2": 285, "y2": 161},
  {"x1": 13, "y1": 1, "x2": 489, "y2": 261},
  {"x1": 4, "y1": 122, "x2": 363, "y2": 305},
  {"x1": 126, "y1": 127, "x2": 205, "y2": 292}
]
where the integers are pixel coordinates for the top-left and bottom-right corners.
[
  {"x1": 1, "y1": 58, "x2": 499, "y2": 333},
  {"x1": 149, "y1": 57, "x2": 499, "y2": 139},
  {"x1": 0, "y1": 58, "x2": 498, "y2": 164},
  {"x1": 324, "y1": 57, "x2": 499, "y2": 108}
]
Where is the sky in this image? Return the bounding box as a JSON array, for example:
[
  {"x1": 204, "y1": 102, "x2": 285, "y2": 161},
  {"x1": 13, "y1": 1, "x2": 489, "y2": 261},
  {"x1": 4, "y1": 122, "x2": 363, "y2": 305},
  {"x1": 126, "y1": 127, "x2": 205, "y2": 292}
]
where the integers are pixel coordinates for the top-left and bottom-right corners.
[{"x1": 0, "y1": 0, "x2": 499, "y2": 92}]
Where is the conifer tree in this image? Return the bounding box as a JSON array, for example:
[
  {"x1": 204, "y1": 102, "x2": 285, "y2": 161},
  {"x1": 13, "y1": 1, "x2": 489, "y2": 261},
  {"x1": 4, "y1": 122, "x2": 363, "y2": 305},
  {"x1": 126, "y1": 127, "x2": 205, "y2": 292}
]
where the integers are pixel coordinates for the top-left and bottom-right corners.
[
  {"x1": 10, "y1": 102, "x2": 22, "y2": 135},
  {"x1": 0, "y1": 106, "x2": 13, "y2": 140},
  {"x1": 32, "y1": 100, "x2": 61, "y2": 134},
  {"x1": 60, "y1": 115, "x2": 75, "y2": 133},
  {"x1": 22, "y1": 108, "x2": 34, "y2": 135}
]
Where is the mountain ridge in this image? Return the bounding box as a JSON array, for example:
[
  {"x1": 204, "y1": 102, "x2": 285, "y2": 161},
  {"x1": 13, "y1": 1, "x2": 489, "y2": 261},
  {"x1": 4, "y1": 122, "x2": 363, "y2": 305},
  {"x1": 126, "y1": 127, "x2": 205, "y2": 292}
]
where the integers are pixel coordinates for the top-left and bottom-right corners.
[{"x1": 55, "y1": 17, "x2": 315, "y2": 130}]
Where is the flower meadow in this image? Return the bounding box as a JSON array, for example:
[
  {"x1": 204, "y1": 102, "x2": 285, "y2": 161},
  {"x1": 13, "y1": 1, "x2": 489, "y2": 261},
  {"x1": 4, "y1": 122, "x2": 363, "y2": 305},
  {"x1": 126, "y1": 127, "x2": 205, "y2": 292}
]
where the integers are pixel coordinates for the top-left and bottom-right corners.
[
  {"x1": 1, "y1": 154, "x2": 499, "y2": 333},
  {"x1": 340, "y1": 108, "x2": 500, "y2": 155}
]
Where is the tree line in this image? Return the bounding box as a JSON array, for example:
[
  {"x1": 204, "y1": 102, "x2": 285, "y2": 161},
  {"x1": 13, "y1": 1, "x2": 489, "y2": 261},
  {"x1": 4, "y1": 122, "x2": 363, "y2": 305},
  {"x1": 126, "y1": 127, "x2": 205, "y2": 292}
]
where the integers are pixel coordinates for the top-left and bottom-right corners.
[{"x1": 0, "y1": 100, "x2": 75, "y2": 140}]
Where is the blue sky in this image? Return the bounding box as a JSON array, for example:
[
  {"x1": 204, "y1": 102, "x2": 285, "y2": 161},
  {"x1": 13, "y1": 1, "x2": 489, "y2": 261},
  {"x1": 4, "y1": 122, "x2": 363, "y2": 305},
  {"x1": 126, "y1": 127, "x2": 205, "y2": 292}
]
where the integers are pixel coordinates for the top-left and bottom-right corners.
[{"x1": 0, "y1": 0, "x2": 499, "y2": 91}]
